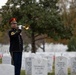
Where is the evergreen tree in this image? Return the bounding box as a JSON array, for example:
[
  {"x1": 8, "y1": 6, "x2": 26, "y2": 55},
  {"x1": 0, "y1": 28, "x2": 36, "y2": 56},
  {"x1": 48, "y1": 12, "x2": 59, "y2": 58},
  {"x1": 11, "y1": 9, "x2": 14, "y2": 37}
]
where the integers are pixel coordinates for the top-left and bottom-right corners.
[
  {"x1": 67, "y1": 37, "x2": 76, "y2": 51},
  {"x1": 0, "y1": 0, "x2": 73, "y2": 53}
]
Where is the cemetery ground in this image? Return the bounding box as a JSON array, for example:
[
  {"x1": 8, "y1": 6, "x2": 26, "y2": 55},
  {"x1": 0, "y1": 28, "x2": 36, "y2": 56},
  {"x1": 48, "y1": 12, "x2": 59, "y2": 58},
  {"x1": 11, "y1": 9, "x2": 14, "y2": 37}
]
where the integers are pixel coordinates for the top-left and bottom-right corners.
[{"x1": 0, "y1": 58, "x2": 71, "y2": 75}]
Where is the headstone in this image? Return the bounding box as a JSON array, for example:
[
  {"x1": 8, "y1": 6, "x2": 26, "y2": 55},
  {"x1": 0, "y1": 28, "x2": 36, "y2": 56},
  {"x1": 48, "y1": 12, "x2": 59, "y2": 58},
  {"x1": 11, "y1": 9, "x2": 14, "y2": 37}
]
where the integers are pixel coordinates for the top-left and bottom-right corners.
[
  {"x1": 25, "y1": 57, "x2": 34, "y2": 75},
  {"x1": 21, "y1": 54, "x2": 25, "y2": 70},
  {"x1": 32, "y1": 58, "x2": 48, "y2": 75},
  {"x1": 2, "y1": 53, "x2": 11, "y2": 64},
  {"x1": 55, "y1": 56, "x2": 68, "y2": 75},
  {"x1": 44, "y1": 54, "x2": 53, "y2": 73},
  {"x1": 36, "y1": 52, "x2": 54, "y2": 73},
  {"x1": 21, "y1": 52, "x2": 31, "y2": 70},
  {"x1": 25, "y1": 55, "x2": 48, "y2": 75},
  {"x1": 70, "y1": 57, "x2": 76, "y2": 75},
  {"x1": 21, "y1": 52, "x2": 28, "y2": 70},
  {"x1": 0, "y1": 64, "x2": 14, "y2": 75},
  {"x1": 68, "y1": 52, "x2": 76, "y2": 69}
]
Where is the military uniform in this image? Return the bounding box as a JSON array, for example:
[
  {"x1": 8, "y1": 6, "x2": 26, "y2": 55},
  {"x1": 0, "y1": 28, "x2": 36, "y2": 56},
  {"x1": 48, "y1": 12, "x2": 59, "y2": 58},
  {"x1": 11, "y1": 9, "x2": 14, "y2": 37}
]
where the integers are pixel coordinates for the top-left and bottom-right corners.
[
  {"x1": 8, "y1": 18, "x2": 23, "y2": 75},
  {"x1": 8, "y1": 28, "x2": 23, "y2": 52}
]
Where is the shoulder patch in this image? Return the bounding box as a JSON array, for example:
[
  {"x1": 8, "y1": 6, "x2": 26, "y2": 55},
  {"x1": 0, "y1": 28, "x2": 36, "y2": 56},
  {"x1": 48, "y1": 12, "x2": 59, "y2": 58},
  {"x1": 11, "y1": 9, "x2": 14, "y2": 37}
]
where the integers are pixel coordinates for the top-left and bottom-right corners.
[{"x1": 11, "y1": 32, "x2": 15, "y2": 35}]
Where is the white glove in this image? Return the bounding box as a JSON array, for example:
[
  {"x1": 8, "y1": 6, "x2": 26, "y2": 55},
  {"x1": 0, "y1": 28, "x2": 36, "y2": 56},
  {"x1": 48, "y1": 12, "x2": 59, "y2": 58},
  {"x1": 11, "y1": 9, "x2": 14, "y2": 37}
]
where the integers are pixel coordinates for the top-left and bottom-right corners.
[{"x1": 18, "y1": 25, "x2": 22, "y2": 29}]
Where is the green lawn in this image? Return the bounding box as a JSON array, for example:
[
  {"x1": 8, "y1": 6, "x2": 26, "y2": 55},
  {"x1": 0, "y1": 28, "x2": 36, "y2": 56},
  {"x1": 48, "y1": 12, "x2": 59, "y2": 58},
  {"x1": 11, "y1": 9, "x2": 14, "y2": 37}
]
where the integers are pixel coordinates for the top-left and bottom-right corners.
[
  {"x1": 0, "y1": 59, "x2": 2, "y2": 64},
  {"x1": 21, "y1": 70, "x2": 25, "y2": 75},
  {"x1": 20, "y1": 71, "x2": 70, "y2": 75}
]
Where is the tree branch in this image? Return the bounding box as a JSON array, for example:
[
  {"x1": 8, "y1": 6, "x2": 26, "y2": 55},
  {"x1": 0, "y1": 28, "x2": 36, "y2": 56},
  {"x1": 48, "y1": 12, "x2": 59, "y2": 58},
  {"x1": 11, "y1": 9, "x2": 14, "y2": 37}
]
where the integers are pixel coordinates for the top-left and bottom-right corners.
[
  {"x1": 35, "y1": 34, "x2": 40, "y2": 37},
  {"x1": 35, "y1": 36, "x2": 47, "y2": 41},
  {"x1": 36, "y1": 44, "x2": 43, "y2": 50}
]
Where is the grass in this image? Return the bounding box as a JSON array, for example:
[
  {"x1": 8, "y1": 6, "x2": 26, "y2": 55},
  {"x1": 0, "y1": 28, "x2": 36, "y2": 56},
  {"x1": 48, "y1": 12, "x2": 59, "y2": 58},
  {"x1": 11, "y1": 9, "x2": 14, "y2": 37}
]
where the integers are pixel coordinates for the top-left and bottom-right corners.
[
  {"x1": 20, "y1": 71, "x2": 70, "y2": 75},
  {"x1": 20, "y1": 68, "x2": 71, "y2": 75},
  {"x1": 0, "y1": 59, "x2": 2, "y2": 64},
  {"x1": 21, "y1": 70, "x2": 25, "y2": 75}
]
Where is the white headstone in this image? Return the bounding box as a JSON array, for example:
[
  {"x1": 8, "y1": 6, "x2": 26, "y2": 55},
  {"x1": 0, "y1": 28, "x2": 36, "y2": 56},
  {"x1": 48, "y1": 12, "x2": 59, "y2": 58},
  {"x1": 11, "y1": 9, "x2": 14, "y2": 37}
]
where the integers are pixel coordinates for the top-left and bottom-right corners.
[
  {"x1": 21, "y1": 55, "x2": 25, "y2": 70},
  {"x1": 2, "y1": 53, "x2": 11, "y2": 64},
  {"x1": 36, "y1": 52, "x2": 46, "y2": 58},
  {"x1": 44, "y1": 53, "x2": 53, "y2": 73},
  {"x1": 70, "y1": 57, "x2": 76, "y2": 75},
  {"x1": 21, "y1": 52, "x2": 27, "y2": 70},
  {"x1": 55, "y1": 56, "x2": 68, "y2": 75},
  {"x1": 0, "y1": 64, "x2": 14, "y2": 75},
  {"x1": 68, "y1": 52, "x2": 76, "y2": 69},
  {"x1": 32, "y1": 58, "x2": 48, "y2": 75},
  {"x1": 36, "y1": 52, "x2": 54, "y2": 73},
  {"x1": 25, "y1": 57, "x2": 34, "y2": 75}
]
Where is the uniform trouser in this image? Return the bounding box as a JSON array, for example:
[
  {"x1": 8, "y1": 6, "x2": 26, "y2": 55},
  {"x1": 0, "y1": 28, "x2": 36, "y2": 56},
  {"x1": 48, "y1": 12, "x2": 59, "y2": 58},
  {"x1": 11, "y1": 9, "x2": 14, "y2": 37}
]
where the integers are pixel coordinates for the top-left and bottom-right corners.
[{"x1": 10, "y1": 52, "x2": 22, "y2": 75}]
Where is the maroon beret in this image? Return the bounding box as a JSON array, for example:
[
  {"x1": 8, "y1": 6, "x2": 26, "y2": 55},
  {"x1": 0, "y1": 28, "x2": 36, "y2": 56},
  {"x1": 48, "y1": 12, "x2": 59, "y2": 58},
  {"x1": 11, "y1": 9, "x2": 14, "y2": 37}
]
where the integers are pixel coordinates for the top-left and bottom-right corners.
[{"x1": 9, "y1": 18, "x2": 17, "y2": 23}]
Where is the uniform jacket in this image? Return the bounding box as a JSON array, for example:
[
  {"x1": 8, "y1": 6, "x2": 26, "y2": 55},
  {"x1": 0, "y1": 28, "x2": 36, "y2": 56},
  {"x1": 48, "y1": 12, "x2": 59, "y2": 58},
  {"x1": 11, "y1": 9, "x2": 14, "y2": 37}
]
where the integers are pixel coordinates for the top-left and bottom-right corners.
[{"x1": 8, "y1": 28, "x2": 23, "y2": 52}]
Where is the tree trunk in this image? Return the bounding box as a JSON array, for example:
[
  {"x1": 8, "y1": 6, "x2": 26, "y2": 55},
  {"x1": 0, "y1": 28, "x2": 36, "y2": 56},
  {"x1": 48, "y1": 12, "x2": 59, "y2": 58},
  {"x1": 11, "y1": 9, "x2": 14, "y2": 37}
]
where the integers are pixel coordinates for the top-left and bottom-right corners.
[
  {"x1": 31, "y1": 30, "x2": 36, "y2": 53},
  {"x1": 43, "y1": 40, "x2": 45, "y2": 52}
]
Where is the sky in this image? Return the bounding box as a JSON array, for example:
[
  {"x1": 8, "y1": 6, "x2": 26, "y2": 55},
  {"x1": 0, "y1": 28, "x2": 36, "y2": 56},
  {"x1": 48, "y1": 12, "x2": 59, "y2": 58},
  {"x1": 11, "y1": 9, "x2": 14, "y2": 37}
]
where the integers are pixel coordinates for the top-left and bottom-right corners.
[
  {"x1": 0, "y1": 0, "x2": 39, "y2": 8},
  {"x1": 0, "y1": 0, "x2": 7, "y2": 8}
]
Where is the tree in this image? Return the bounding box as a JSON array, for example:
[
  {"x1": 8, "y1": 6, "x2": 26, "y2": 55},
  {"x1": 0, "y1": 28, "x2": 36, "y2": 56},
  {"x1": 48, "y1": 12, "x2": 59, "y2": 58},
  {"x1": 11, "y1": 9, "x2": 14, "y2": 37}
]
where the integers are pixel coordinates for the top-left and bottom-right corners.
[
  {"x1": 0, "y1": 0, "x2": 73, "y2": 53},
  {"x1": 67, "y1": 37, "x2": 76, "y2": 52},
  {"x1": 58, "y1": 0, "x2": 76, "y2": 36},
  {"x1": 66, "y1": 0, "x2": 76, "y2": 52}
]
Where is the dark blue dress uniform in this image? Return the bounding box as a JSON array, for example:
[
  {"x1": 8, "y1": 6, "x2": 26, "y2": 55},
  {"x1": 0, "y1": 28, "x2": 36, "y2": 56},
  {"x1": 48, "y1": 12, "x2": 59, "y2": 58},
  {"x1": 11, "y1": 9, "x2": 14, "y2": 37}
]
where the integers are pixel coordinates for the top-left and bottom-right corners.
[
  {"x1": 9, "y1": 28, "x2": 23, "y2": 52},
  {"x1": 8, "y1": 28, "x2": 23, "y2": 75}
]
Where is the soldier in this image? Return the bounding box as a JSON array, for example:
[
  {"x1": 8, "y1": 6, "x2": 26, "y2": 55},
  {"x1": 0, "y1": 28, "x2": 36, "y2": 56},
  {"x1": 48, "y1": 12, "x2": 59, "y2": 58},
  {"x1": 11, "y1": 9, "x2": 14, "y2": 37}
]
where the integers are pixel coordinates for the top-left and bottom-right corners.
[{"x1": 8, "y1": 18, "x2": 23, "y2": 75}]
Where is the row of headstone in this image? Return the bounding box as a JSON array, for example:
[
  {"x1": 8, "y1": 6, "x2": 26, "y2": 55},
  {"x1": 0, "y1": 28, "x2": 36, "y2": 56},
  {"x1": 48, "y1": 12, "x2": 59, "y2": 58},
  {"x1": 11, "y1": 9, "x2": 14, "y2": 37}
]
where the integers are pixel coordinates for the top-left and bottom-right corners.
[
  {"x1": 24, "y1": 52, "x2": 76, "y2": 75},
  {"x1": 55, "y1": 52, "x2": 76, "y2": 75},
  {"x1": 1, "y1": 52, "x2": 76, "y2": 75}
]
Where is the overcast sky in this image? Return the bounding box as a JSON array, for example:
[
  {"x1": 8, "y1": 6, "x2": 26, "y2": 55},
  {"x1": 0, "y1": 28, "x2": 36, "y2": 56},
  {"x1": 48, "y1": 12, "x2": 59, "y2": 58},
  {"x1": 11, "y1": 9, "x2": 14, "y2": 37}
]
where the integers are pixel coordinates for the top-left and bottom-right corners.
[{"x1": 0, "y1": 0, "x2": 7, "y2": 8}]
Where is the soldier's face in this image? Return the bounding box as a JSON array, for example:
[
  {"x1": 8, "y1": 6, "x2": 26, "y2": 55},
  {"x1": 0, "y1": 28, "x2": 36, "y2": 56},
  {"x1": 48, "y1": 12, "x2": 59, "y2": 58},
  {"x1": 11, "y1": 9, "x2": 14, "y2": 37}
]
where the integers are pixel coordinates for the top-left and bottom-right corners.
[{"x1": 11, "y1": 22, "x2": 17, "y2": 28}]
